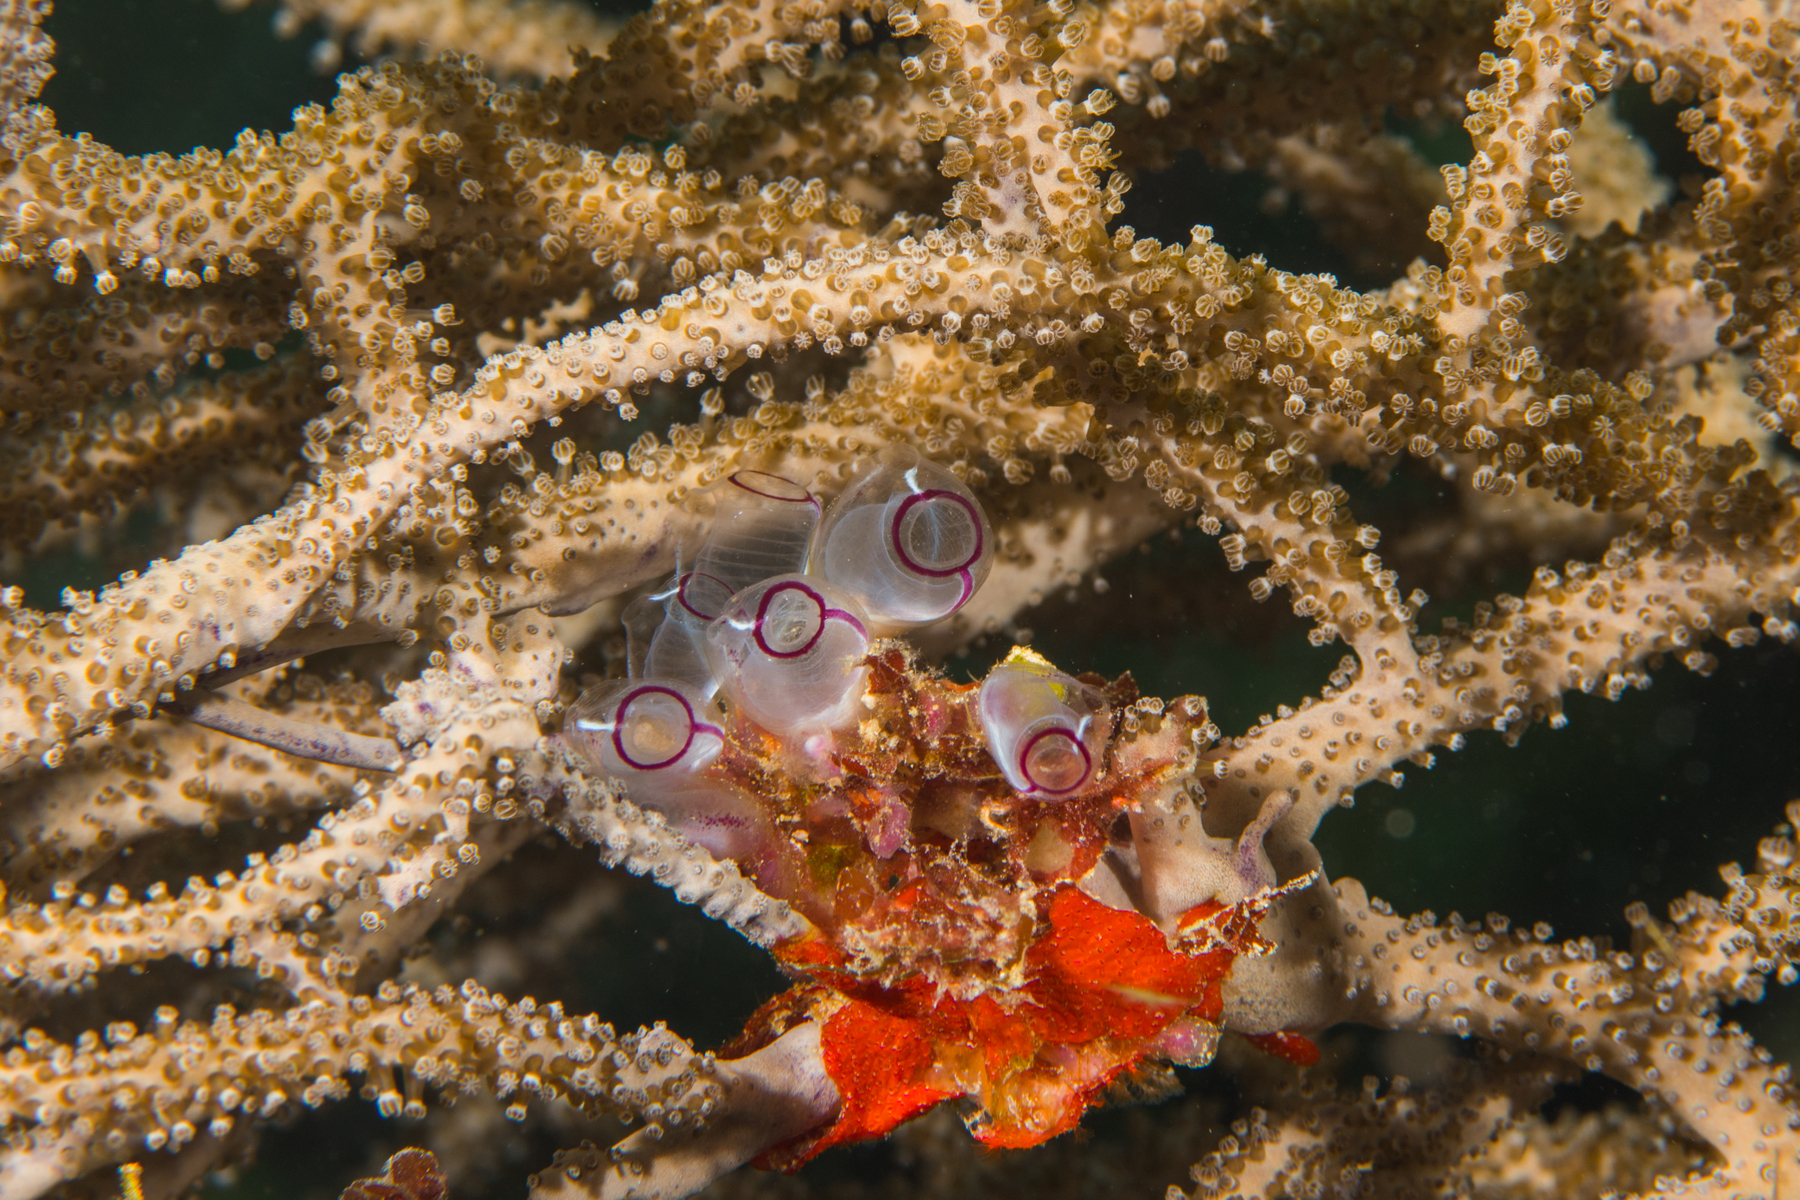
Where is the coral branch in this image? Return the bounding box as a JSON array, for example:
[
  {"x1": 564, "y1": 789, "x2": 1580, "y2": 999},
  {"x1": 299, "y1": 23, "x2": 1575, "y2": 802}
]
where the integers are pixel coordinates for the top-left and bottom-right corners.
[
  {"x1": 3, "y1": 0, "x2": 1800, "y2": 1195},
  {"x1": 165, "y1": 689, "x2": 404, "y2": 771}
]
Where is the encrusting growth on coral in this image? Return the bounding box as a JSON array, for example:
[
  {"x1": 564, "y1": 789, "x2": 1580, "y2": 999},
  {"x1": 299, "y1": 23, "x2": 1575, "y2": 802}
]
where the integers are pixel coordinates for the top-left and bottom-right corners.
[
  {"x1": 1, "y1": 0, "x2": 1799, "y2": 1195},
  {"x1": 341, "y1": 1148, "x2": 447, "y2": 1200}
]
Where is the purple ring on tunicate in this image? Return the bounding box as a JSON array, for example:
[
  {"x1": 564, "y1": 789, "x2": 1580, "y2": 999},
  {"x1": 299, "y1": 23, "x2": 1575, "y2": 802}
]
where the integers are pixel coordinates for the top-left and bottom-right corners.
[
  {"x1": 675, "y1": 570, "x2": 733, "y2": 622},
  {"x1": 730, "y1": 469, "x2": 820, "y2": 509},
  {"x1": 610, "y1": 684, "x2": 722, "y2": 771},
  {"x1": 889, "y1": 489, "x2": 984, "y2": 579},
  {"x1": 752, "y1": 580, "x2": 867, "y2": 659},
  {"x1": 1018, "y1": 725, "x2": 1092, "y2": 796}
]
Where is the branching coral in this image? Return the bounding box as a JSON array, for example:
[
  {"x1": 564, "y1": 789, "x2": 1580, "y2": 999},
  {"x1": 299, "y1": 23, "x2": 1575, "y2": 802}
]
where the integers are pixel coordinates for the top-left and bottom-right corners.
[{"x1": 2, "y1": 0, "x2": 1799, "y2": 1196}]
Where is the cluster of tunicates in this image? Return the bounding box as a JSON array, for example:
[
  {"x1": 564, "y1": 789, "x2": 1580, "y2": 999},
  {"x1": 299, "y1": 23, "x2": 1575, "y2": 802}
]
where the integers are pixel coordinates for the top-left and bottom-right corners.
[{"x1": 564, "y1": 446, "x2": 1116, "y2": 869}]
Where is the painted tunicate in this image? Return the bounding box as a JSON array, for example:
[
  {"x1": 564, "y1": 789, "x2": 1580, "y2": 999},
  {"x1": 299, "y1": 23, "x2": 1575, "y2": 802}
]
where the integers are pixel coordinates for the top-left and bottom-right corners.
[
  {"x1": 567, "y1": 678, "x2": 727, "y2": 780},
  {"x1": 692, "y1": 469, "x2": 820, "y2": 609},
  {"x1": 977, "y1": 655, "x2": 1110, "y2": 798},
  {"x1": 624, "y1": 584, "x2": 718, "y2": 694},
  {"x1": 811, "y1": 446, "x2": 992, "y2": 631},
  {"x1": 564, "y1": 679, "x2": 770, "y2": 861},
  {"x1": 628, "y1": 471, "x2": 822, "y2": 694},
  {"x1": 704, "y1": 574, "x2": 870, "y2": 738}
]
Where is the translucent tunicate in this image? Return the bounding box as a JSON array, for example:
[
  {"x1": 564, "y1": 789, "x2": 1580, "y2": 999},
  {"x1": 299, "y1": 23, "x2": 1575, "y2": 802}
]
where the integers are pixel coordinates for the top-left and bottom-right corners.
[
  {"x1": 624, "y1": 583, "x2": 718, "y2": 694},
  {"x1": 690, "y1": 470, "x2": 820, "y2": 613},
  {"x1": 568, "y1": 678, "x2": 727, "y2": 779},
  {"x1": 563, "y1": 679, "x2": 769, "y2": 861},
  {"x1": 977, "y1": 656, "x2": 1111, "y2": 798},
  {"x1": 627, "y1": 471, "x2": 821, "y2": 694},
  {"x1": 704, "y1": 575, "x2": 871, "y2": 738},
  {"x1": 811, "y1": 446, "x2": 993, "y2": 631}
]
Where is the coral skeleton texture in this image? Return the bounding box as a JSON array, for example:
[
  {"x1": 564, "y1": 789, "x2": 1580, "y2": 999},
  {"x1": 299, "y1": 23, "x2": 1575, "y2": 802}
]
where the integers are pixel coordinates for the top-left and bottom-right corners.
[{"x1": 0, "y1": 0, "x2": 1798, "y2": 1195}]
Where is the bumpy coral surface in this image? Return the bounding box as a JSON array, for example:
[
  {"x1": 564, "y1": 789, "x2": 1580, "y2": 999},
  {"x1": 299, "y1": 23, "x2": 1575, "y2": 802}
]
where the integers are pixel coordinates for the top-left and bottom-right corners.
[{"x1": 2, "y1": 0, "x2": 1800, "y2": 1196}]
